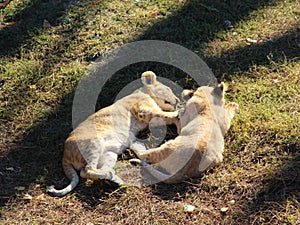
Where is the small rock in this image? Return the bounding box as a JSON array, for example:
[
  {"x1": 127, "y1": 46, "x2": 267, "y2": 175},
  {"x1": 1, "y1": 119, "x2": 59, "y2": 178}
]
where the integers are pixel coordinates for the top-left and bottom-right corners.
[
  {"x1": 228, "y1": 199, "x2": 236, "y2": 205},
  {"x1": 221, "y1": 207, "x2": 229, "y2": 212},
  {"x1": 183, "y1": 204, "x2": 195, "y2": 213},
  {"x1": 246, "y1": 38, "x2": 258, "y2": 44}
]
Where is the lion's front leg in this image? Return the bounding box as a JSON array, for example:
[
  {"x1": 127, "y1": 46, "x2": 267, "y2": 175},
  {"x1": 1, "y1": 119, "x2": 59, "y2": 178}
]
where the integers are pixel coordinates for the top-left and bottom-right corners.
[
  {"x1": 131, "y1": 99, "x2": 179, "y2": 125},
  {"x1": 131, "y1": 139, "x2": 176, "y2": 164}
]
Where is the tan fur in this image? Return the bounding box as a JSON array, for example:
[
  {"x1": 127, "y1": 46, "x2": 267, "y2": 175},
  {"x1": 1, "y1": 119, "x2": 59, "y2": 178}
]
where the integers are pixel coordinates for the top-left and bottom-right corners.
[
  {"x1": 130, "y1": 83, "x2": 239, "y2": 184},
  {"x1": 48, "y1": 71, "x2": 179, "y2": 196}
]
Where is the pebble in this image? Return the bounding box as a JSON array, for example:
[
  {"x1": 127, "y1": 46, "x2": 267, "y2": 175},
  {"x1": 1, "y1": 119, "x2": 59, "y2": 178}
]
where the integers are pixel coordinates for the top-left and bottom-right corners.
[
  {"x1": 183, "y1": 204, "x2": 195, "y2": 213},
  {"x1": 221, "y1": 207, "x2": 229, "y2": 212},
  {"x1": 246, "y1": 38, "x2": 258, "y2": 44},
  {"x1": 228, "y1": 199, "x2": 236, "y2": 205}
]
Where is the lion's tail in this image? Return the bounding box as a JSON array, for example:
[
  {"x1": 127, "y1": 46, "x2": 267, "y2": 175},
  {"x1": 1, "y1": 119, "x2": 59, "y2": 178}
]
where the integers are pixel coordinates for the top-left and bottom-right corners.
[{"x1": 47, "y1": 160, "x2": 79, "y2": 197}]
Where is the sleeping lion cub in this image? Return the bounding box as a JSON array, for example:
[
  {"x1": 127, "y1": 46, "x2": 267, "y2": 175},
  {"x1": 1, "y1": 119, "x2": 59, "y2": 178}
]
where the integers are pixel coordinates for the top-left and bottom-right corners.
[
  {"x1": 130, "y1": 83, "x2": 238, "y2": 184},
  {"x1": 48, "y1": 71, "x2": 179, "y2": 196}
]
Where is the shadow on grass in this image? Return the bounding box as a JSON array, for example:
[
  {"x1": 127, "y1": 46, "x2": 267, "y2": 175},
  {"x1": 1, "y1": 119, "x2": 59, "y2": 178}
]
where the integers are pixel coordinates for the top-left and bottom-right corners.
[
  {"x1": 0, "y1": 95, "x2": 73, "y2": 206},
  {"x1": 208, "y1": 27, "x2": 300, "y2": 78},
  {"x1": 139, "y1": 0, "x2": 274, "y2": 47},
  {"x1": 0, "y1": 0, "x2": 72, "y2": 57},
  {"x1": 233, "y1": 143, "x2": 300, "y2": 224},
  {"x1": 137, "y1": 0, "x2": 299, "y2": 77},
  {"x1": 0, "y1": 0, "x2": 299, "y2": 213}
]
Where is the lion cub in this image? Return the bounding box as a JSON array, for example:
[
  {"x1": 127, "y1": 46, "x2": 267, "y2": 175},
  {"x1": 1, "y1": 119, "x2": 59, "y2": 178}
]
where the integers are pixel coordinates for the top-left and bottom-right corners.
[
  {"x1": 48, "y1": 71, "x2": 179, "y2": 196},
  {"x1": 130, "y1": 83, "x2": 238, "y2": 184}
]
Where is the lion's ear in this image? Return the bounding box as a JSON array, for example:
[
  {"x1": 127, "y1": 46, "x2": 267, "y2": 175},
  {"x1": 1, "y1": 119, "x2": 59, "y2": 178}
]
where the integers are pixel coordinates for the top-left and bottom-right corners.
[
  {"x1": 181, "y1": 89, "x2": 194, "y2": 102},
  {"x1": 217, "y1": 82, "x2": 223, "y2": 92},
  {"x1": 213, "y1": 82, "x2": 227, "y2": 97},
  {"x1": 141, "y1": 71, "x2": 157, "y2": 85},
  {"x1": 218, "y1": 82, "x2": 228, "y2": 93}
]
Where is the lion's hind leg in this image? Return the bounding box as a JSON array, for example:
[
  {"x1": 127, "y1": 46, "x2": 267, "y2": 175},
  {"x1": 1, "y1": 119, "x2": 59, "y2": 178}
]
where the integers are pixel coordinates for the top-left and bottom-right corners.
[
  {"x1": 80, "y1": 167, "x2": 124, "y2": 185},
  {"x1": 80, "y1": 151, "x2": 124, "y2": 185}
]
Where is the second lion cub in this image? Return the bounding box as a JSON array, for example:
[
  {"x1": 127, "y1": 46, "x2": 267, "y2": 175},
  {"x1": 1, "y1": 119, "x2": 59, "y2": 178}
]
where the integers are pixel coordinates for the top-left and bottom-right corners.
[{"x1": 130, "y1": 83, "x2": 239, "y2": 184}]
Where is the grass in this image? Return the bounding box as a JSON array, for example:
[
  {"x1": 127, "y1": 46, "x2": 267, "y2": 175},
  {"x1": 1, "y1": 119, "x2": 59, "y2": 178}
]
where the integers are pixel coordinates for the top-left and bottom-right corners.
[{"x1": 0, "y1": 0, "x2": 299, "y2": 224}]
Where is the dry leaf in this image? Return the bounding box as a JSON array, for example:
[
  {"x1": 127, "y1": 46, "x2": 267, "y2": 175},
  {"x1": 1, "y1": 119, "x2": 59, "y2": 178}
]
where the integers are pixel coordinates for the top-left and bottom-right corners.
[
  {"x1": 23, "y1": 194, "x2": 33, "y2": 201},
  {"x1": 35, "y1": 194, "x2": 45, "y2": 200},
  {"x1": 43, "y1": 19, "x2": 51, "y2": 29},
  {"x1": 29, "y1": 84, "x2": 36, "y2": 90}
]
